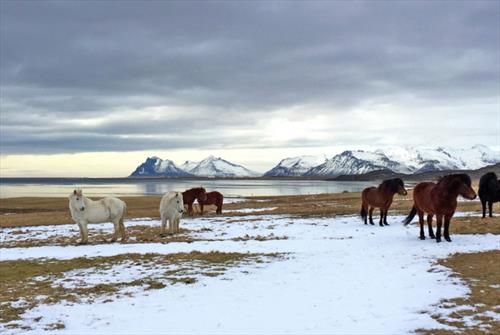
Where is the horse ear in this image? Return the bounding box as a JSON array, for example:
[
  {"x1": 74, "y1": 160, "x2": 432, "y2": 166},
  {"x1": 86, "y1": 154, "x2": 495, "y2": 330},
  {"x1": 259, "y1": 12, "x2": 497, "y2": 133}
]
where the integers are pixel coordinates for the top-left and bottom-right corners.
[{"x1": 73, "y1": 190, "x2": 77, "y2": 195}]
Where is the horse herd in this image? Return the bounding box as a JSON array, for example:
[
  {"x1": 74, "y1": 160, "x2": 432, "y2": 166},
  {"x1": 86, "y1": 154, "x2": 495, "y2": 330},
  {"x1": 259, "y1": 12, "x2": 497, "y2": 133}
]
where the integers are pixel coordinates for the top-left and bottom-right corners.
[
  {"x1": 68, "y1": 172, "x2": 499, "y2": 245},
  {"x1": 68, "y1": 187, "x2": 222, "y2": 244}
]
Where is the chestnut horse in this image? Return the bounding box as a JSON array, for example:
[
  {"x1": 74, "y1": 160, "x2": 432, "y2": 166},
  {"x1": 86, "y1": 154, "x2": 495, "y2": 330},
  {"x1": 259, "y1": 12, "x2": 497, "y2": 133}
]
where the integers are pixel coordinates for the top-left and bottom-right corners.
[
  {"x1": 199, "y1": 191, "x2": 224, "y2": 215},
  {"x1": 403, "y1": 173, "x2": 476, "y2": 242},
  {"x1": 360, "y1": 178, "x2": 407, "y2": 226},
  {"x1": 182, "y1": 187, "x2": 207, "y2": 216}
]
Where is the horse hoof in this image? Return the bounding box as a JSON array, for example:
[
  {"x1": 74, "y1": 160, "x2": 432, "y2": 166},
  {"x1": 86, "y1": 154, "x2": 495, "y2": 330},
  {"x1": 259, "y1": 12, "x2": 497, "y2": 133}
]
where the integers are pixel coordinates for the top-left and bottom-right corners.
[
  {"x1": 420, "y1": 236, "x2": 425, "y2": 240},
  {"x1": 436, "y1": 238, "x2": 441, "y2": 243},
  {"x1": 445, "y1": 237, "x2": 452, "y2": 242},
  {"x1": 369, "y1": 222, "x2": 375, "y2": 225},
  {"x1": 430, "y1": 235, "x2": 436, "y2": 239},
  {"x1": 384, "y1": 223, "x2": 389, "y2": 226}
]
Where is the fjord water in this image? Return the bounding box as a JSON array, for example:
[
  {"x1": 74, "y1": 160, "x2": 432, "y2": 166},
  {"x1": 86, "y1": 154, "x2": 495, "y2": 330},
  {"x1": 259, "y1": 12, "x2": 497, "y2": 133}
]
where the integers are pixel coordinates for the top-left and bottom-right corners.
[{"x1": 0, "y1": 179, "x2": 373, "y2": 198}]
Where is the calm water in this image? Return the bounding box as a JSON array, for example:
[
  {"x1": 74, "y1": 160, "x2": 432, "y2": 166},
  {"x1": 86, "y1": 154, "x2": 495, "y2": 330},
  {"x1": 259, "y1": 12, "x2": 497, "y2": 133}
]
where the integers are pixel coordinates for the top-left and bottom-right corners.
[{"x1": 0, "y1": 179, "x2": 374, "y2": 198}]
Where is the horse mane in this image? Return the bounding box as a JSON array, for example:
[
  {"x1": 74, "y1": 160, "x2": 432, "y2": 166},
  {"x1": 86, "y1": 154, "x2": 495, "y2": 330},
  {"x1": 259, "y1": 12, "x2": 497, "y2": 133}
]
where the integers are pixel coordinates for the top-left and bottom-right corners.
[
  {"x1": 165, "y1": 191, "x2": 180, "y2": 201},
  {"x1": 437, "y1": 173, "x2": 472, "y2": 188},
  {"x1": 380, "y1": 178, "x2": 403, "y2": 193},
  {"x1": 184, "y1": 187, "x2": 206, "y2": 194}
]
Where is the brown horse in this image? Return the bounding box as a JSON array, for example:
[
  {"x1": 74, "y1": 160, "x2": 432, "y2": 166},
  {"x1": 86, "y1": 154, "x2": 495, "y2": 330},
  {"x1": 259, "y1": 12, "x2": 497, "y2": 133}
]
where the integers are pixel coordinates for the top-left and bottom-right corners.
[
  {"x1": 360, "y1": 178, "x2": 407, "y2": 226},
  {"x1": 182, "y1": 187, "x2": 207, "y2": 216},
  {"x1": 403, "y1": 173, "x2": 476, "y2": 243},
  {"x1": 199, "y1": 191, "x2": 224, "y2": 215}
]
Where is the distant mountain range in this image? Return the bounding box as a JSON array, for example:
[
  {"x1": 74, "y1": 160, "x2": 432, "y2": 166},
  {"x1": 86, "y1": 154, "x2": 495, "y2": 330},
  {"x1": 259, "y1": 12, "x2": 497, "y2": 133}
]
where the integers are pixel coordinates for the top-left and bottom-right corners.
[
  {"x1": 130, "y1": 155, "x2": 259, "y2": 177},
  {"x1": 129, "y1": 145, "x2": 499, "y2": 178}
]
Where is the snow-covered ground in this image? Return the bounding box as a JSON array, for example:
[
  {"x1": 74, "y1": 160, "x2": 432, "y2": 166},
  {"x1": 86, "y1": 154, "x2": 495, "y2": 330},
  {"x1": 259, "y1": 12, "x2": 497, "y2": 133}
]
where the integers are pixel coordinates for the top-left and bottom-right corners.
[{"x1": 1, "y1": 212, "x2": 499, "y2": 334}]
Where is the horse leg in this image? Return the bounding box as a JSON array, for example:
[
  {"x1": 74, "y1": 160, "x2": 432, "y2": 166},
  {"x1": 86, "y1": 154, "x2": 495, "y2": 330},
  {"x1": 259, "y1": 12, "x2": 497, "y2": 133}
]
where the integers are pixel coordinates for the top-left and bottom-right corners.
[
  {"x1": 418, "y1": 211, "x2": 425, "y2": 240},
  {"x1": 78, "y1": 221, "x2": 88, "y2": 244},
  {"x1": 443, "y1": 214, "x2": 452, "y2": 242},
  {"x1": 427, "y1": 214, "x2": 435, "y2": 239},
  {"x1": 488, "y1": 201, "x2": 493, "y2": 218},
  {"x1": 188, "y1": 202, "x2": 194, "y2": 216},
  {"x1": 383, "y1": 209, "x2": 389, "y2": 226},
  {"x1": 379, "y1": 209, "x2": 384, "y2": 227},
  {"x1": 175, "y1": 217, "x2": 180, "y2": 233},
  {"x1": 200, "y1": 203, "x2": 204, "y2": 216},
  {"x1": 217, "y1": 203, "x2": 222, "y2": 214},
  {"x1": 481, "y1": 200, "x2": 486, "y2": 218},
  {"x1": 160, "y1": 216, "x2": 167, "y2": 237},
  {"x1": 111, "y1": 219, "x2": 119, "y2": 242},
  {"x1": 368, "y1": 207, "x2": 375, "y2": 225},
  {"x1": 119, "y1": 217, "x2": 127, "y2": 242},
  {"x1": 435, "y1": 215, "x2": 443, "y2": 243},
  {"x1": 168, "y1": 218, "x2": 175, "y2": 235}
]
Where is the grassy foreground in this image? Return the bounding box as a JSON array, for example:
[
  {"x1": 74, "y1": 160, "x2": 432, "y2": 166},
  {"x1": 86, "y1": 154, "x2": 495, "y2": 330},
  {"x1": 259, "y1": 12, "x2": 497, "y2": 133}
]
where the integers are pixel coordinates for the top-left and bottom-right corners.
[{"x1": 1, "y1": 192, "x2": 499, "y2": 334}]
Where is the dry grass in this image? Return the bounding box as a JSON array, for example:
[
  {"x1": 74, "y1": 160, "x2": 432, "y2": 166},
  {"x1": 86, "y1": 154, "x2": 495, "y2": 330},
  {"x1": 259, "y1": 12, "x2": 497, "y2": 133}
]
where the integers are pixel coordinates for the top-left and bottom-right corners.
[
  {"x1": 417, "y1": 250, "x2": 500, "y2": 335},
  {"x1": 0, "y1": 192, "x2": 490, "y2": 227},
  {"x1": 0, "y1": 224, "x2": 290, "y2": 248},
  {"x1": 1, "y1": 251, "x2": 283, "y2": 328},
  {"x1": 1, "y1": 190, "x2": 499, "y2": 333}
]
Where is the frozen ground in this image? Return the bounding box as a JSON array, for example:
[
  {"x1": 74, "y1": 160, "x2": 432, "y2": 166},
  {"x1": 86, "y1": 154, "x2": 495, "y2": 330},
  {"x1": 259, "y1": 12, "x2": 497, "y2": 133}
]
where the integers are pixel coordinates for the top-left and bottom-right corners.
[{"x1": 1, "y1": 211, "x2": 499, "y2": 334}]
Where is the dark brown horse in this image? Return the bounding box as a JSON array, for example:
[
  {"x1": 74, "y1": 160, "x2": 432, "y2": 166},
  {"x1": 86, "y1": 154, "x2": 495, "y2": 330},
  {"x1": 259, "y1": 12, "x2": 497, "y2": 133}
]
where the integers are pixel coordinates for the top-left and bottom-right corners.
[
  {"x1": 478, "y1": 172, "x2": 500, "y2": 218},
  {"x1": 182, "y1": 187, "x2": 207, "y2": 216},
  {"x1": 199, "y1": 191, "x2": 224, "y2": 215},
  {"x1": 360, "y1": 178, "x2": 407, "y2": 226},
  {"x1": 403, "y1": 173, "x2": 476, "y2": 242}
]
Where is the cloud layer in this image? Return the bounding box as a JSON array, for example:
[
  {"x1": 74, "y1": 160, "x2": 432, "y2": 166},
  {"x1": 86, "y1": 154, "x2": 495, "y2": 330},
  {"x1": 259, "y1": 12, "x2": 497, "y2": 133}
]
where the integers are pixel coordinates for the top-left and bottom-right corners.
[{"x1": 1, "y1": 0, "x2": 499, "y2": 156}]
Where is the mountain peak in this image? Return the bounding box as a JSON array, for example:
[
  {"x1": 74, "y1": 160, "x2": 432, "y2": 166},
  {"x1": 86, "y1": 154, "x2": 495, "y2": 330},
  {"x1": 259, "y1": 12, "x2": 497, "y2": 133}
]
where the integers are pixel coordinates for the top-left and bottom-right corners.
[
  {"x1": 189, "y1": 156, "x2": 258, "y2": 177},
  {"x1": 130, "y1": 157, "x2": 192, "y2": 177}
]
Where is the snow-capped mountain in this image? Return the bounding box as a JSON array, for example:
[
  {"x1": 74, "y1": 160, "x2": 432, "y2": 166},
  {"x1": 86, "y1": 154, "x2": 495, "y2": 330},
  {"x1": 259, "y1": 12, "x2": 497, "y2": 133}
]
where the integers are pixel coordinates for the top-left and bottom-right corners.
[
  {"x1": 130, "y1": 157, "x2": 193, "y2": 177},
  {"x1": 381, "y1": 145, "x2": 499, "y2": 173},
  {"x1": 129, "y1": 145, "x2": 498, "y2": 178},
  {"x1": 187, "y1": 156, "x2": 259, "y2": 177},
  {"x1": 303, "y1": 145, "x2": 499, "y2": 177},
  {"x1": 304, "y1": 151, "x2": 400, "y2": 177},
  {"x1": 130, "y1": 156, "x2": 259, "y2": 177},
  {"x1": 264, "y1": 155, "x2": 327, "y2": 176}
]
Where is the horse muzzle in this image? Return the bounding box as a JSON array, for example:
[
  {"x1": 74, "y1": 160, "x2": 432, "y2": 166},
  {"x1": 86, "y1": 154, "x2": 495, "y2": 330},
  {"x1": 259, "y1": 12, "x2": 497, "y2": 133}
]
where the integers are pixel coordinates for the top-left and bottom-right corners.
[
  {"x1": 399, "y1": 189, "x2": 408, "y2": 196},
  {"x1": 80, "y1": 207, "x2": 85, "y2": 211},
  {"x1": 465, "y1": 193, "x2": 477, "y2": 200}
]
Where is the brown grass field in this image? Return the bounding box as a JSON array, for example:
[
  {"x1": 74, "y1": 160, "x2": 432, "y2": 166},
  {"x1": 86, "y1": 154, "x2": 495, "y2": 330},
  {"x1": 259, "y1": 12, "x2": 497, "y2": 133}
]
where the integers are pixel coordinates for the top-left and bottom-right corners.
[{"x1": 0, "y1": 190, "x2": 499, "y2": 333}]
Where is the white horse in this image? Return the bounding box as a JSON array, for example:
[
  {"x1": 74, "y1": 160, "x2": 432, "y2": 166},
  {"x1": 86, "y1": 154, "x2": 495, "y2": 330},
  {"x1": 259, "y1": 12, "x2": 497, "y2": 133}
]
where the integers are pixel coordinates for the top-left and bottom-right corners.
[
  {"x1": 159, "y1": 191, "x2": 184, "y2": 235},
  {"x1": 68, "y1": 189, "x2": 127, "y2": 244}
]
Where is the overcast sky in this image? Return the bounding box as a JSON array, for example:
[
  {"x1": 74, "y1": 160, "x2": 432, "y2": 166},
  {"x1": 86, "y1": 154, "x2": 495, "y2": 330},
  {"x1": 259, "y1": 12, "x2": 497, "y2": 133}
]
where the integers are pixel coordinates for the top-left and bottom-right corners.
[{"x1": 0, "y1": 0, "x2": 499, "y2": 176}]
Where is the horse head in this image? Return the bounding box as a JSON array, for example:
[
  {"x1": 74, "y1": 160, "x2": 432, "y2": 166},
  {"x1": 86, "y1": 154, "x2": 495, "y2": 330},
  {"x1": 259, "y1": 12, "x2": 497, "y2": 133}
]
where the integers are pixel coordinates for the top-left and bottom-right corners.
[
  {"x1": 175, "y1": 192, "x2": 184, "y2": 214},
  {"x1": 69, "y1": 189, "x2": 85, "y2": 211},
  {"x1": 197, "y1": 187, "x2": 208, "y2": 202},
  {"x1": 384, "y1": 178, "x2": 407, "y2": 196},
  {"x1": 447, "y1": 174, "x2": 476, "y2": 200}
]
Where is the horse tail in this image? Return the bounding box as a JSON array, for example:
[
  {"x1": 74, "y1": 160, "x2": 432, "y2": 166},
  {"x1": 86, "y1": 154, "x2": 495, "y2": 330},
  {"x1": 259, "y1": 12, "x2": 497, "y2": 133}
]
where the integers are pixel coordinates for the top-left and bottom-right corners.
[
  {"x1": 403, "y1": 206, "x2": 417, "y2": 225},
  {"x1": 360, "y1": 190, "x2": 367, "y2": 221},
  {"x1": 360, "y1": 205, "x2": 367, "y2": 221}
]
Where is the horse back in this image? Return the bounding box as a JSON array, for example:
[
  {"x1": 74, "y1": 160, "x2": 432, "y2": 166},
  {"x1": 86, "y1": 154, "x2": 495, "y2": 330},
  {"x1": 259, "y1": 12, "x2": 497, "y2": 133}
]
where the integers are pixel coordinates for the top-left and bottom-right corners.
[
  {"x1": 478, "y1": 173, "x2": 500, "y2": 202},
  {"x1": 202, "y1": 191, "x2": 223, "y2": 205},
  {"x1": 101, "y1": 197, "x2": 126, "y2": 217},
  {"x1": 412, "y1": 182, "x2": 436, "y2": 212}
]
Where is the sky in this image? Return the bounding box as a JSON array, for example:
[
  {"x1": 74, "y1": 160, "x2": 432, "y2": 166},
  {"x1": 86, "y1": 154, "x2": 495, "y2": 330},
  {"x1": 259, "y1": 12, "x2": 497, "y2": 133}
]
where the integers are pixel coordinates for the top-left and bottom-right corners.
[{"x1": 0, "y1": 0, "x2": 499, "y2": 177}]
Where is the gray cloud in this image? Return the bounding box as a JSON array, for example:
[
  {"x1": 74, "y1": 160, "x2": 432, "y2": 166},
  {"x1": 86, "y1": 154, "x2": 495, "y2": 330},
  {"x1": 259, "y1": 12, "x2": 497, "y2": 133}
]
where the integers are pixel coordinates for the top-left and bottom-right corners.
[{"x1": 0, "y1": 0, "x2": 499, "y2": 155}]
